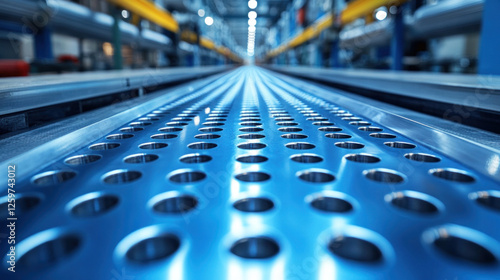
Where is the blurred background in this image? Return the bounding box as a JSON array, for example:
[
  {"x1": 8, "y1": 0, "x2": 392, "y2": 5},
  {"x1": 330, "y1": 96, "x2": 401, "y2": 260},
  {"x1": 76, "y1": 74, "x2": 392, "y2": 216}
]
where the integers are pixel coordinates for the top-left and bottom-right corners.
[{"x1": 0, "y1": 0, "x2": 497, "y2": 77}]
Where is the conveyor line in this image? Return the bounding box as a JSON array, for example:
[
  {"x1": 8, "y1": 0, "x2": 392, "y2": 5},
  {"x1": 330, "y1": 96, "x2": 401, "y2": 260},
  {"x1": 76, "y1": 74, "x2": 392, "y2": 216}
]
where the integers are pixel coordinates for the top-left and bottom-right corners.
[{"x1": 1, "y1": 66, "x2": 500, "y2": 280}]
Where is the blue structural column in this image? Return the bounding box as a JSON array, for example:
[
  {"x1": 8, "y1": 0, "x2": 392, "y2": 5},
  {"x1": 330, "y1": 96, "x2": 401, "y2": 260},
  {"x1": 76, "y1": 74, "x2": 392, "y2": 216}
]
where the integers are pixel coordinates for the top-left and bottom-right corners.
[
  {"x1": 391, "y1": 5, "x2": 404, "y2": 71},
  {"x1": 330, "y1": 39, "x2": 340, "y2": 68},
  {"x1": 34, "y1": 26, "x2": 53, "y2": 60},
  {"x1": 478, "y1": 0, "x2": 500, "y2": 75},
  {"x1": 112, "y1": 8, "x2": 123, "y2": 70}
]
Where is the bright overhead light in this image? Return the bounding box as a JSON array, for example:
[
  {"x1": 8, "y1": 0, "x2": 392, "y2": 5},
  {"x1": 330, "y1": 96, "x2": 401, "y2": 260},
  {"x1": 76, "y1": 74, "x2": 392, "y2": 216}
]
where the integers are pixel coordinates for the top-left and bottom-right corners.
[
  {"x1": 248, "y1": 0, "x2": 257, "y2": 9},
  {"x1": 248, "y1": 11, "x2": 257, "y2": 19},
  {"x1": 205, "y1": 16, "x2": 214, "y2": 26},
  {"x1": 375, "y1": 7, "x2": 388, "y2": 21},
  {"x1": 121, "y1": 10, "x2": 129, "y2": 18},
  {"x1": 248, "y1": 26, "x2": 256, "y2": 32},
  {"x1": 248, "y1": 18, "x2": 256, "y2": 26},
  {"x1": 375, "y1": 10, "x2": 387, "y2": 21},
  {"x1": 198, "y1": 9, "x2": 205, "y2": 17}
]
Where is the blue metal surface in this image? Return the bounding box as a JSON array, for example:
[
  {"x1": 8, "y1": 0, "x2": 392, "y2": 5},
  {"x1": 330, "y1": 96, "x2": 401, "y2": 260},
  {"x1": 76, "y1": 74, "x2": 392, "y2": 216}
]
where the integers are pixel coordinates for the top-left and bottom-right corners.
[
  {"x1": 478, "y1": 0, "x2": 500, "y2": 76},
  {"x1": 1, "y1": 67, "x2": 500, "y2": 279}
]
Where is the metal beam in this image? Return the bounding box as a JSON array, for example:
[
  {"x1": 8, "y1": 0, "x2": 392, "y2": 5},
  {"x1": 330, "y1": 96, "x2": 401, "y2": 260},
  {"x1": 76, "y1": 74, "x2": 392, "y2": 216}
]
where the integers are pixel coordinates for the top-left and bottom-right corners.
[{"x1": 106, "y1": 0, "x2": 179, "y2": 33}]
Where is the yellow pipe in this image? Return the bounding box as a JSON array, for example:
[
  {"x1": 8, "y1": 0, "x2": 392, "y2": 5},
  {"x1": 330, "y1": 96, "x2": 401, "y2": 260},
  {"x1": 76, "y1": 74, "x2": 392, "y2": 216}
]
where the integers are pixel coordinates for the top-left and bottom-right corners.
[{"x1": 107, "y1": 0, "x2": 178, "y2": 32}]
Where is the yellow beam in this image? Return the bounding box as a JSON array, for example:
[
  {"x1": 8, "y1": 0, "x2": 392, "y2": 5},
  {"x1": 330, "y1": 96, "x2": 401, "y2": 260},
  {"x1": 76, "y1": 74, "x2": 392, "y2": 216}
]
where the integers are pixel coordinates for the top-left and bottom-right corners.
[
  {"x1": 341, "y1": 0, "x2": 407, "y2": 25},
  {"x1": 180, "y1": 31, "x2": 242, "y2": 63},
  {"x1": 107, "y1": 0, "x2": 179, "y2": 33}
]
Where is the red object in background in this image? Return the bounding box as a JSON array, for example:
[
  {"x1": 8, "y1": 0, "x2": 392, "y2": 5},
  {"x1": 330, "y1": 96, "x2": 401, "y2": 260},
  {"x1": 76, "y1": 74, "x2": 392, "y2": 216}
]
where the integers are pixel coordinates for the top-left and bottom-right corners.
[
  {"x1": 297, "y1": 7, "x2": 306, "y2": 27},
  {"x1": 58, "y1": 54, "x2": 79, "y2": 64},
  {"x1": 0, "y1": 60, "x2": 30, "y2": 77}
]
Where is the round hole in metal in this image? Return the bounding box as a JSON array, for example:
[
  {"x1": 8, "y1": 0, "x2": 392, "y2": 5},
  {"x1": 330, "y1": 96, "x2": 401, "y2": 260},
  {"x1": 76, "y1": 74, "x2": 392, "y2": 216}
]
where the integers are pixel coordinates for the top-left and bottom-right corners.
[
  {"x1": 153, "y1": 195, "x2": 198, "y2": 214},
  {"x1": 364, "y1": 169, "x2": 404, "y2": 183},
  {"x1": 291, "y1": 154, "x2": 323, "y2": 163},
  {"x1": 278, "y1": 127, "x2": 303, "y2": 132},
  {"x1": 0, "y1": 194, "x2": 41, "y2": 219},
  {"x1": 237, "y1": 142, "x2": 267, "y2": 150},
  {"x1": 281, "y1": 134, "x2": 308, "y2": 139},
  {"x1": 326, "y1": 133, "x2": 351, "y2": 139},
  {"x1": 328, "y1": 236, "x2": 382, "y2": 262},
  {"x1": 65, "y1": 154, "x2": 101, "y2": 165},
  {"x1": 188, "y1": 142, "x2": 217, "y2": 150},
  {"x1": 124, "y1": 153, "x2": 159, "y2": 163},
  {"x1": 103, "y1": 170, "x2": 142, "y2": 184},
  {"x1": 139, "y1": 117, "x2": 159, "y2": 121},
  {"x1": 151, "y1": 133, "x2": 177, "y2": 139},
  {"x1": 240, "y1": 117, "x2": 261, "y2": 122},
  {"x1": 335, "y1": 142, "x2": 364, "y2": 149},
  {"x1": 389, "y1": 192, "x2": 439, "y2": 214},
  {"x1": 234, "y1": 197, "x2": 274, "y2": 212},
  {"x1": 236, "y1": 155, "x2": 268, "y2": 163},
  {"x1": 405, "y1": 153, "x2": 441, "y2": 163},
  {"x1": 384, "y1": 142, "x2": 416, "y2": 149},
  {"x1": 349, "y1": 121, "x2": 372, "y2": 126},
  {"x1": 311, "y1": 196, "x2": 353, "y2": 212},
  {"x1": 240, "y1": 122, "x2": 262, "y2": 126},
  {"x1": 18, "y1": 233, "x2": 81, "y2": 269},
  {"x1": 71, "y1": 194, "x2": 119, "y2": 217},
  {"x1": 195, "y1": 134, "x2": 221, "y2": 139},
  {"x1": 430, "y1": 168, "x2": 475, "y2": 183},
  {"x1": 235, "y1": 172, "x2": 271, "y2": 182},
  {"x1": 120, "y1": 127, "x2": 143, "y2": 132},
  {"x1": 126, "y1": 234, "x2": 180, "y2": 263},
  {"x1": 359, "y1": 126, "x2": 383, "y2": 132},
  {"x1": 298, "y1": 170, "x2": 335, "y2": 183},
  {"x1": 230, "y1": 237, "x2": 279, "y2": 259},
  {"x1": 159, "y1": 127, "x2": 183, "y2": 132},
  {"x1": 200, "y1": 127, "x2": 223, "y2": 132},
  {"x1": 180, "y1": 154, "x2": 212, "y2": 163},
  {"x1": 106, "y1": 134, "x2": 133, "y2": 140},
  {"x1": 32, "y1": 171, "x2": 76, "y2": 186},
  {"x1": 239, "y1": 134, "x2": 265, "y2": 139},
  {"x1": 169, "y1": 170, "x2": 206, "y2": 183},
  {"x1": 139, "y1": 142, "x2": 167, "y2": 149},
  {"x1": 276, "y1": 122, "x2": 299, "y2": 126},
  {"x1": 370, "y1": 133, "x2": 396, "y2": 139},
  {"x1": 319, "y1": 127, "x2": 342, "y2": 132},
  {"x1": 286, "y1": 142, "x2": 315, "y2": 150},
  {"x1": 473, "y1": 191, "x2": 500, "y2": 212},
  {"x1": 345, "y1": 154, "x2": 381, "y2": 163},
  {"x1": 433, "y1": 232, "x2": 496, "y2": 264},
  {"x1": 166, "y1": 122, "x2": 188, "y2": 126},
  {"x1": 239, "y1": 127, "x2": 264, "y2": 132}
]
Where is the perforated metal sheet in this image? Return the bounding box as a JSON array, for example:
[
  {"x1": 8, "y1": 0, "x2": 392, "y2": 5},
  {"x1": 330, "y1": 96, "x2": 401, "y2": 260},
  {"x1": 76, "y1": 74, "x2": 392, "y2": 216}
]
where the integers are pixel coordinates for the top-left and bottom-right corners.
[{"x1": 1, "y1": 67, "x2": 500, "y2": 280}]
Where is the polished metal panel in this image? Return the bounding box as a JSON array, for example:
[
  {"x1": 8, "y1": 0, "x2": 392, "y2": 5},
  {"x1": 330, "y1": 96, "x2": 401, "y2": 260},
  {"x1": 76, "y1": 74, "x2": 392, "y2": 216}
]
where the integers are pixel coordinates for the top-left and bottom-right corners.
[{"x1": 1, "y1": 67, "x2": 499, "y2": 280}]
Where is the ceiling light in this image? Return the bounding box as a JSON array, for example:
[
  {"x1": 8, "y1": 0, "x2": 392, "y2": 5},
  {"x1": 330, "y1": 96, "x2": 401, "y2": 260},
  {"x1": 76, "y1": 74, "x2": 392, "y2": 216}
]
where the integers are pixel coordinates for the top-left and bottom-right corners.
[
  {"x1": 248, "y1": 26, "x2": 256, "y2": 32},
  {"x1": 198, "y1": 9, "x2": 205, "y2": 17},
  {"x1": 121, "y1": 10, "x2": 129, "y2": 19},
  {"x1": 248, "y1": 11, "x2": 257, "y2": 19},
  {"x1": 248, "y1": 18, "x2": 256, "y2": 26},
  {"x1": 375, "y1": 7, "x2": 388, "y2": 21},
  {"x1": 248, "y1": 0, "x2": 257, "y2": 9},
  {"x1": 205, "y1": 16, "x2": 214, "y2": 26}
]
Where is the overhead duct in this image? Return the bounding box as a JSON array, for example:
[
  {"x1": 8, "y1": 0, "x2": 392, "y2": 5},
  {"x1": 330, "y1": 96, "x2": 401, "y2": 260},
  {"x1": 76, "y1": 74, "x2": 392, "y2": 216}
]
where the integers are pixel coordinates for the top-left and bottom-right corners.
[
  {"x1": 339, "y1": 0, "x2": 484, "y2": 50},
  {"x1": 339, "y1": 19, "x2": 393, "y2": 49},
  {"x1": 411, "y1": 0, "x2": 483, "y2": 39}
]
